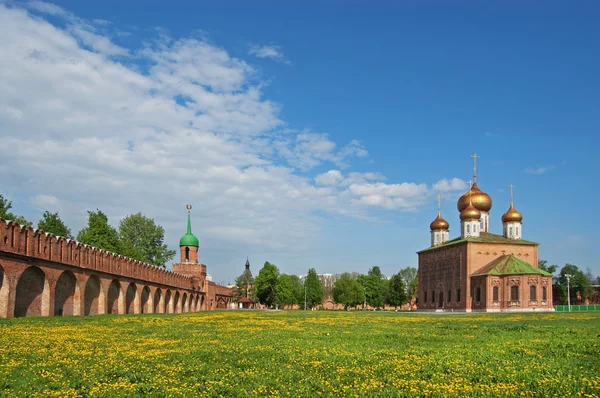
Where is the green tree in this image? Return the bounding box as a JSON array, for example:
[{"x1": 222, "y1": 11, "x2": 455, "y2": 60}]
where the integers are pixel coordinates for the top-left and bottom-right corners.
[
  {"x1": 537, "y1": 259, "x2": 558, "y2": 275},
  {"x1": 556, "y1": 264, "x2": 593, "y2": 304},
  {"x1": 118, "y1": 212, "x2": 175, "y2": 268},
  {"x1": 0, "y1": 194, "x2": 31, "y2": 226},
  {"x1": 304, "y1": 268, "x2": 323, "y2": 309},
  {"x1": 387, "y1": 273, "x2": 408, "y2": 309},
  {"x1": 254, "y1": 261, "x2": 280, "y2": 307},
  {"x1": 399, "y1": 267, "x2": 418, "y2": 300},
  {"x1": 37, "y1": 211, "x2": 73, "y2": 239},
  {"x1": 333, "y1": 272, "x2": 363, "y2": 310},
  {"x1": 275, "y1": 274, "x2": 298, "y2": 307},
  {"x1": 76, "y1": 210, "x2": 121, "y2": 253},
  {"x1": 232, "y1": 267, "x2": 254, "y2": 302},
  {"x1": 359, "y1": 266, "x2": 387, "y2": 309}
]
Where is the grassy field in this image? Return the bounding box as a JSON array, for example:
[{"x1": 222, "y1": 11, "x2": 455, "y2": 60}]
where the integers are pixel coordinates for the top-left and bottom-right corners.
[{"x1": 0, "y1": 311, "x2": 599, "y2": 397}]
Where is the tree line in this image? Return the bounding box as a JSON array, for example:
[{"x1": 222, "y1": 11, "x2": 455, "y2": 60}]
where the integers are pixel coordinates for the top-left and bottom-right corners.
[
  {"x1": 0, "y1": 193, "x2": 175, "y2": 268},
  {"x1": 538, "y1": 260, "x2": 600, "y2": 305},
  {"x1": 234, "y1": 260, "x2": 418, "y2": 310}
]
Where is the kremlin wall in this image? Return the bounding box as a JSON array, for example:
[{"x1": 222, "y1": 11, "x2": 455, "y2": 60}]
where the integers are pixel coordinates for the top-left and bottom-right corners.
[{"x1": 0, "y1": 207, "x2": 233, "y2": 318}]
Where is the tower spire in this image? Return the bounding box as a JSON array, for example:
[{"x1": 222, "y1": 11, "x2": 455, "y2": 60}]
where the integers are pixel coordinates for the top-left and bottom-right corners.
[
  {"x1": 470, "y1": 154, "x2": 480, "y2": 183},
  {"x1": 186, "y1": 204, "x2": 192, "y2": 235}
]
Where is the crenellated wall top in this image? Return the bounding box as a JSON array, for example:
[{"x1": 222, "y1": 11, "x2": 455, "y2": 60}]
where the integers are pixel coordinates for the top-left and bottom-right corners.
[{"x1": 0, "y1": 217, "x2": 194, "y2": 290}]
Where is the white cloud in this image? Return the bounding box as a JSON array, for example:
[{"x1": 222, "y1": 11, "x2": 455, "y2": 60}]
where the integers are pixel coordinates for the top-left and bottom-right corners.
[
  {"x1": 248, "y1": 44, "x2": 289, "y2": 64},
  {"x1": 0, "y1": 3, "x2": 467, "y2": 280},
  {"x1": 432, "y1": 178, "x2": 468, "y2": 193},
  {"x1": 525, "y1": 166, "x2": 555, "y2": 175}
]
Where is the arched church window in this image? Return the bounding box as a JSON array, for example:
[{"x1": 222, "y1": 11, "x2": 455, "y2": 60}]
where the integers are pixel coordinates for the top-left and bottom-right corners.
[
  {"x1": 185, "y1": 247, "x2": 190, "y2": 262},
  {"x1": 530, "y1": 286, "x2": 536, "y2": 300},
  {"x1": 424, "y1": 291, "x2": 427, "y2": 303},
  {"x1": 511, "y1": 286, "x2": 519, "y2": 301},
  {"x1": 509, "y1": 226, "x2": 513, "y2": 237},
  {"x1": 493, "y1": 286, "x2": 499, "y2": 301},
  {"x1": 475, "y1": 287, "x2": 481, "y2": 302},
  {"x1": 431, "y1": 291, "x2": 435, "y2": 303},
  {"x1": 457, "y1": 289, "x2": 461, "y2": 303},
  {"x1": 516, "y1": 226, "x2": 519, "y2": 236},
  {"x1": 435, "y1": 232, "x2": 439, "y2": 242},
  {"x1": 466, "y1": 224, "x2": 470, "y2": 234},
  {"x1": 542, "y1": 287, "x2": 547, "y2": 301}
]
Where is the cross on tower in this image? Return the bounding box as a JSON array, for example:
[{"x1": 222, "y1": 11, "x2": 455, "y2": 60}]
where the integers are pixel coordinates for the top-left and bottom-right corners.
[
  {"x1": 470, "y1": 154, "x2": 480, "y2": 182},
  {"x1": 436, "y1": 194, "x2": 441, "y2": 213},
  {"x1": 509, "y1": 184, "x2": 515, "y2": 206}
]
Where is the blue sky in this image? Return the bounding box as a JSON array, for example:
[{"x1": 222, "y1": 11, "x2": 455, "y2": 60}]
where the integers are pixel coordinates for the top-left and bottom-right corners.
[{"x1": 1, "y1": 0, "x2": 598, "y2": 283}]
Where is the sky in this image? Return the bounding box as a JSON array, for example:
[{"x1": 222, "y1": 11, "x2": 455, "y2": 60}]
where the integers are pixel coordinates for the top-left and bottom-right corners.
[{"x1": 1, "y1": 0, "x2": 599, "y2": 284}]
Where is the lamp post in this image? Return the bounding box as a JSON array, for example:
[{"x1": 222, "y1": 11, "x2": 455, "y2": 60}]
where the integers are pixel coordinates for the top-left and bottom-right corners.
[
  {"x1": 565, "y1": 273, "x2": 572, "y2": 312},
  {"x1": 363, "y1": 286, "x2": 367, "y2": 311}
]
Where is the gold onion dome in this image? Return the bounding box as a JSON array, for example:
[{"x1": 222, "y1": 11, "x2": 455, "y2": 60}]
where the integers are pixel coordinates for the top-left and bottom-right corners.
[
  {"x1": 430, "y1": 212, "x2": 449, "y2": 231},
  {"x1": 457, "y1": 182, "x2": 492, "y2": 213},
  {"x1": 460, "y1": 202, "x2": 482, "y2": 221},
  {"x1": 502, "y1": 204, "x2": 523, "y2": 223}
]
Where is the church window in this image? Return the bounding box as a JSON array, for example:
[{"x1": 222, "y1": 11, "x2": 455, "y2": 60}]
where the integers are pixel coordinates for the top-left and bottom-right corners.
[
  {"x1": 466, "y1": 224, "x2": 470, "y2": 234},
  {"x1": 509, "y1": 226, "x2": 513, "y2": 237},
  {"x1": 493, "y1": 286, "x2": 499, "y2": 301},
  {"x1": 431, "y1": 291, "x2": 435, "y2": 303},
  {"x1": 185, "y1": 247, "x2": 190, "y2": 262},
  {"x1": 542, "y1": 287, "x2": 547, "y2": 301},
  {"x1": 475, "y1": 287, "x2": 481, "y2": 302},
  {"x1": 448, "y1": 289, "x2": 451, "y2": 303},
  {"x1": 530, "y1": 286, "x2": 537, "y2": 301},
  {"x1": 516, "y1": 226, "x2": 519, "y2": 236},
  {"x1": 435, "y1": 232, "x2": 439, "y2": 242},
  {"x1": 511, "y1": 286, "x2": 519, "y2": 301},
  {"x1": 424, "y1": 291, "x2": 427, "y2": 303},
  {"x1": 457, "y1": 289, "x2": 461, "y2": 303}
]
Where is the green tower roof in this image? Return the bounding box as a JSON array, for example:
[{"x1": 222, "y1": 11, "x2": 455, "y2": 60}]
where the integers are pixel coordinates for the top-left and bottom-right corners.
[{"x1": 179, "y1": 208, "x2": 199, "y2": 247}]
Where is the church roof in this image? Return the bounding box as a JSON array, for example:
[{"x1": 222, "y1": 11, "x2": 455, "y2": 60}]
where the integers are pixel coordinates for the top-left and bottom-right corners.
[
  {"x1": 471, "y1": 255, "x2": 551, "y2": 276},
  {"x1": 417, "y1": 232, "x2": 538, "y2": 253}
]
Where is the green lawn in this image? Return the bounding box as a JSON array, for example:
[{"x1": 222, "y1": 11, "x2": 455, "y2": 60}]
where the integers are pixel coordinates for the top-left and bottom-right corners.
[{"x1": 0, "y1": 311, "x2": 599, "y2": 397}]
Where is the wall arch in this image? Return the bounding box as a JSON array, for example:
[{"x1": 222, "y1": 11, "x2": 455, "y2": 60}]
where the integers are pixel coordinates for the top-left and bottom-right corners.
[
  {"x1": 107, "y1": 280, "x2": 121, "y2": 314},
  {"x1": 126, "y1": 283, "x2": 138, "y2": 314},
  {"x1": 141, "y1": 286, "x2": 151, "y2": 314},
  {"x1": 14, "y1": 266, "x2": 47, "y2": 317},
  {"x1": 0, "y1": 264, "x2": 8, "y2": 318},
  {"x1": 174, "y1": 291, "x2": 181, "y2": 313},
  {"x1": 165, "y1": 290, "x2": 172, "y2": 313},
  {"x1": 84, "y1": 275, "x2": 102, "y2": 315},
  {"x1": 54, "y1": 271, "x2": 77, "y2": 316},
  {"x1": 153, "y1": 288, "x2": 162, "y2": 314},
  {"x1": 182, "y1": 293, "x2": 188, "y2": 313}
]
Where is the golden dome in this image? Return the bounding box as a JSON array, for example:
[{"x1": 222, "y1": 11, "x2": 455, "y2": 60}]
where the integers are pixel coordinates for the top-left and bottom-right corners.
[
  {"x1": 457, "y1": 182, "x2": 492, "y2": 213},
  {"x1": 430, "y1": 212, "x2": 449, "y2": 231},
  {"x1": 460, "y1": 202, "x2": 481, "y2": 221},
  {"x1": 502, "y1": 204, "x2": 523, "y2": 223}
]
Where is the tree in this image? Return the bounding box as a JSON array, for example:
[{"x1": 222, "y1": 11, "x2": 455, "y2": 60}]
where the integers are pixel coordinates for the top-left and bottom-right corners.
[
  {"x1": 537, "y1": 259, "x2": 558, "y2": 275},
  {"x1": 275, "y1": 274, "x2": 298, "y2": 308},
  {"x1": 304, "y1": 268, "x2": 323, "y2": 309},
  {"x1": 37, "y1": 211, "x2": 73, "y2": 239},
  {"x1": 387, "y1": 273, "x2": 408, "y2": 309},
  {"x1": 76, "y1": 210, "x2": 121, "y2": 253},
  {"x1": 399, "y1": 267, "x2": 418, "y2": 301},
  {"x1": 359, "y1": 266, "x2": 387, "y2": 309},
  {"x1": 333, "y1": 273, "x2": 363, "y2": 309},
  {"x1": 556, "y1": 264, "x2": 593, "y2": 304},
  {"x1": 0, "y1": 194, "x2": 31, "y2": 226},
  {"x1": 232, "y1": 267, "x2": 254, "y2": 302},
  {"x1": 118, "y1": 212, "x2": 175, "y2": 268},
  {"x1": 254, "y1": 262, "x2": 280, "y2": 307}
]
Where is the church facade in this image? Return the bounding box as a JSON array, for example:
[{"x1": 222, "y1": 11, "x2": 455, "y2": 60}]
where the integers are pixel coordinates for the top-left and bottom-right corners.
[{"x1": 417, "y1": 156, "x2": 553, "y2": 312}]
